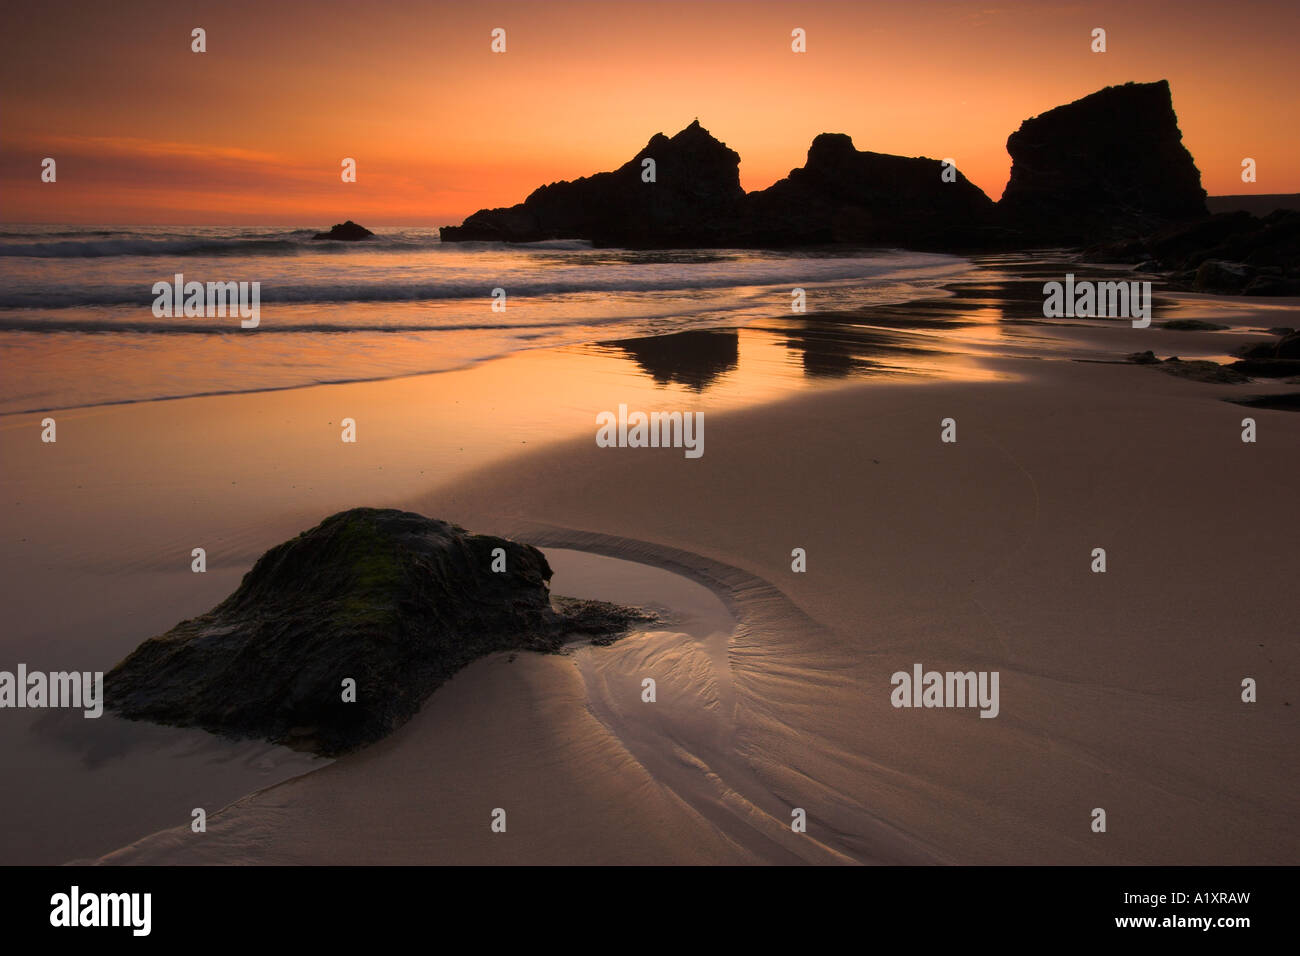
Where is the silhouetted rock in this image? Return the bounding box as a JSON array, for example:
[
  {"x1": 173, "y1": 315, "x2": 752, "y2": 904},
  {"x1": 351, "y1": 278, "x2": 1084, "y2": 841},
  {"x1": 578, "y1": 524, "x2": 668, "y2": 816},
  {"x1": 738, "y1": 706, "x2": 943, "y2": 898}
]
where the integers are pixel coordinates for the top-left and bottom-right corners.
[
  {"x1": 312, "y1": 220, "x2": 374, "y2": 241},
  {"x1": 1127, "y1": 350, "x2": 1249, "y2": 382},
  {"x1": 739, "y1": 133, "x2": 996, "y2": 247},
  {"x1": 1231, "y1": 329, "x2": 1300, "y2": 377},
  {"x1": 440, "y1": 122, "x2": 997, "y2": 248},
  {"x1": 440, "y1": 81, "x2": 1218, "y2": 251},
  {"x1": 1088, "y1": 210, "x2": 1300, "y2": 295},
  {"x1": 1089, "y1": 212, "x2": 1256, "y2": 266},
  {"x1": 1229, "y1": 358, "x2": 1300, "y2": 378},
  {"x1": 1000, "y1": 81, "x2": 1207, "y2": 243},
  {"x1": 1158, "y1": 358, "x2": 1251, "y2": 383},
  {"x1": 440, "y1": 120, "x2": 746, "y2": 246},
  {"x1": 105, "y1": 509, "x2": 652, "y2": 755},
  {"x1": 1195, "y1": 260, "x2": 1250, "y2": 294}
]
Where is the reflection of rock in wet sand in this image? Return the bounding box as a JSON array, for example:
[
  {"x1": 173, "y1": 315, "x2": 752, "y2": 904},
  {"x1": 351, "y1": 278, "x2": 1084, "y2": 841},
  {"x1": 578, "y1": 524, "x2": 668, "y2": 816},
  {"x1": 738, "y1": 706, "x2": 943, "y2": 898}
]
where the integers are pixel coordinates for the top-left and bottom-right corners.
[
  {"x1": 609, "y1": 329, "x2": 739, "y2": 390},
  {"x1": 782, "y1": 321, "x2": 930, "y2": 379}
]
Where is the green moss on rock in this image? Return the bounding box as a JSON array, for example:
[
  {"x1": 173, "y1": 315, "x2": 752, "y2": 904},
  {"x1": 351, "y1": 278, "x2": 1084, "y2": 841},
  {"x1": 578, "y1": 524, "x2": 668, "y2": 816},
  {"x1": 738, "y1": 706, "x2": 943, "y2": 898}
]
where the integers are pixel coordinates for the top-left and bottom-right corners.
[{"x1": 105, "y1": 509, "x2": 653, "y2": 755}]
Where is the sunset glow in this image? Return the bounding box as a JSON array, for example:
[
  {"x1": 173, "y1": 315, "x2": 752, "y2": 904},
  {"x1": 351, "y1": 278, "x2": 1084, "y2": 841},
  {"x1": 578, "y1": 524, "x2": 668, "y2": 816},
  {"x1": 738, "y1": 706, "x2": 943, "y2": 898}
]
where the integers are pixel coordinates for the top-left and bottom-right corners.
[{"x1": 2, "y1": 0, "x2": 1297, "y2": 225}]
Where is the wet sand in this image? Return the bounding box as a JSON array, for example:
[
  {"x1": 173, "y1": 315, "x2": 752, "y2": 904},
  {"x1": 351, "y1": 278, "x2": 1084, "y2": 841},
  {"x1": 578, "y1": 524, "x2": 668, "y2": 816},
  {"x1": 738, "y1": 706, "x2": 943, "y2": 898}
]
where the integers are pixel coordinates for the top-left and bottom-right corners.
[{"x1": 3, "y1": 258, "x2": 1297, "y2": 864}]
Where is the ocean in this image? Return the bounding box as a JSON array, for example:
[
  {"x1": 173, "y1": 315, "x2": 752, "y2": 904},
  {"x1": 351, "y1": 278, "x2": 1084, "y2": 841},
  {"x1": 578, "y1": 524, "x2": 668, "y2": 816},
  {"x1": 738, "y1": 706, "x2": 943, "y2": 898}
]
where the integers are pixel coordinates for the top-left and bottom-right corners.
[{"x1": 0, "y1": 226, "x2": 972, "y2": 413}]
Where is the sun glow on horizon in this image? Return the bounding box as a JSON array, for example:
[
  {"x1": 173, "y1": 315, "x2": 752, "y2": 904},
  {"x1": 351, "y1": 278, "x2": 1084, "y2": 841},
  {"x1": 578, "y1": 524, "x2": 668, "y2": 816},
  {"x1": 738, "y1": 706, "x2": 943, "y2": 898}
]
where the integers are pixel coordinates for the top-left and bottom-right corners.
[{"x1": 2, "y1": 0, "x2": 1297, "y2": 225}]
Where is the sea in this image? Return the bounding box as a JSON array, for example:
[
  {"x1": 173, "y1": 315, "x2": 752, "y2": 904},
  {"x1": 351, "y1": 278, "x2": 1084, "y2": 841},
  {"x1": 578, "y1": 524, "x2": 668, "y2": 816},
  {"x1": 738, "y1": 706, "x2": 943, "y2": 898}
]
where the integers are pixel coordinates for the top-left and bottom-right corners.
[{"x1": 0, "y1": 225, "x2": 973, "y2": 414}]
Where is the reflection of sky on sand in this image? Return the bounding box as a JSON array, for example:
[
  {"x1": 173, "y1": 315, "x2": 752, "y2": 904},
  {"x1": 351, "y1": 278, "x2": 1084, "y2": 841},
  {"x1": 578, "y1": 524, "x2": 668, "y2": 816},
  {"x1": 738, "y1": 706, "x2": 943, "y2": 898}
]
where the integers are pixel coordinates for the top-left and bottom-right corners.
[
  {"x1": 2, "y1": 254, "x2": 1294, "y2": 864},
  {"x1": 572, "y1": 257, "x2": 1296, "y2": 394}
]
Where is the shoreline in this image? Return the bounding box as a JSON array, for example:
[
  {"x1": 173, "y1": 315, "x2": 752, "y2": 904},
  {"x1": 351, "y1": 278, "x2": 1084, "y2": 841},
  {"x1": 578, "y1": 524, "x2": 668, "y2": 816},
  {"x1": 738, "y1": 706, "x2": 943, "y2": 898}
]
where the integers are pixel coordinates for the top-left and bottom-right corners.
[
  {"x1": 5, "y1": 251, "x2": 1295, "y2": 421},
  {"x1": 2, "y1": 260, "x2": 1296, "y2": 865}
]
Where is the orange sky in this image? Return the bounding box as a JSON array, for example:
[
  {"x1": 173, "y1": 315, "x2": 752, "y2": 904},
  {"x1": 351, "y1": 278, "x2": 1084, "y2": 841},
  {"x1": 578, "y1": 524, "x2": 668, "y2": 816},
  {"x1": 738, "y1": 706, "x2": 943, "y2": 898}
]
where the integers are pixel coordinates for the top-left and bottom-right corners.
[{"x1": 1, "y1": 0, "x2": 1296, "y2": 225}]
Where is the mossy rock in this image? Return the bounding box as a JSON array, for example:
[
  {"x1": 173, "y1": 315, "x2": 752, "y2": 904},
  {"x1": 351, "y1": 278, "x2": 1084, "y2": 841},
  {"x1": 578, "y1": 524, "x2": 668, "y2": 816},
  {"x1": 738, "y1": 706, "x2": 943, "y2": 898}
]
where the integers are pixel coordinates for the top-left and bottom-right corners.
[{"x1": 105, "y1": 509, "x2": 652, "y2": 754}]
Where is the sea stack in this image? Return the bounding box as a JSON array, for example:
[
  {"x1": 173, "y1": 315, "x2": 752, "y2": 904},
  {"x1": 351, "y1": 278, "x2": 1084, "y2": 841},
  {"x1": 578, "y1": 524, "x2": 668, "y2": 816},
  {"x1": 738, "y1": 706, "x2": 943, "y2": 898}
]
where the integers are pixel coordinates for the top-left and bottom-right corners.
[
  {"x1": 998, "y1": 80, "x2": 1208, "y2": 242},
  {"x1": 439, "y1": 81, "x2": 1216, "y2": 252},
  {"x1": 440, "y1": 120, "x2": 747, "y2": 246},
  {"x1": 739, "y1": 132, "x2": 996, "y2": 247}
]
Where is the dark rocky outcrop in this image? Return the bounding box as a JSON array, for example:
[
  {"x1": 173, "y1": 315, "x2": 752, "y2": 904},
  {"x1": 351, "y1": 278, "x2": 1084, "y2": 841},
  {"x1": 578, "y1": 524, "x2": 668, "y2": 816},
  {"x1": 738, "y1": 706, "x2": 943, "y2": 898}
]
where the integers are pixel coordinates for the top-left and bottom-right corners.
[
  {"x1": 1194, "y1": 259, "x2": 1253, "y2": 294},
  {"x1": 999, "y1": 80, "x2": 1207, "y2": 243},
  {"x1": 1127, "y1": 351, "x2": 1249, "y2": 383},
  {"x1": 1229, "y1": 329, "x2": 1300, "y2": 378},
  {"x1": 312, "y1": 220, "x2": 375, "y2": 241},
  {"x1": 1087, "y1": 210, "x2": 1300, "y2": 295},
  {"x1": 1228, "y1": 358, "x2": 1300, "y2": 378},
  {"x1": 1130, "y1": 328, "x2": 1300, "y2": 382},
  {"x1": 441, "y1": 123, "x2": 994, "y2": 248},
  {"x1": 440, "y1": 120, "x2": 746, "y2": 247},
  {"x1": 105, "y1": 509, "x2": 653, "y2": 755},
  {"x1": 438, "y1": 81, "x2": 1290, "y2": 297},
  {"x1": 440, "y1": 81, "x2": 1211, "y2": 252},
  {"x1": 738, "y1": 133, "x2": 996, "y2": 247}
]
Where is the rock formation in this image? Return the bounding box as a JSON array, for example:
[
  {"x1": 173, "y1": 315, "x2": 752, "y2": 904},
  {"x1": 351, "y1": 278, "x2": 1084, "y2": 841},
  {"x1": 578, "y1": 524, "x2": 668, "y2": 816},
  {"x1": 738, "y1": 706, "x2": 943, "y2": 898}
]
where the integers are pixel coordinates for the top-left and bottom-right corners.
[
  {"x1": 440, "y1": 80, "x2": 1214, "y2": 251},
  {"x1": 105, "y1": 509, "x2": 652, "y2": 755},
  {"x1": 1088, "y1": 209, "x2": 1300, "y2": 294},
  {"x1": 440, "y1": 120, "x2": 746, "y2": 246},
  {"x1": 440, "y1": 123, "x2": 993, "y2": 248},
  {"x1": 999, "y1": 80, "x2": 1207, "y2": 242},
  {"x1": 312, "y1": 220, "x2": 374, "y2": 241},
  {"x1": 739, "y1": 133, "x2": 996, "y2": 247},
  {"x1": 434, "y1": 81, "x2": 1300, "y2": 295},
  {"x1": 1232, "y1": 328, "x2": 1300, "y2": 377}
]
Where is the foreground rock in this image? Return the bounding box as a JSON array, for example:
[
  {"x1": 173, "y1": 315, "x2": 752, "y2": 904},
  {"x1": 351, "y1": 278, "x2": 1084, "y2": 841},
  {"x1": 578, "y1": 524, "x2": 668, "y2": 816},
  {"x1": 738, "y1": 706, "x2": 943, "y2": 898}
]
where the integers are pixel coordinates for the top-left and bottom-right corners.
[
  {"x1": 311, "y1": 220, "x2": 374, "y2": 241},
  {"x1": 105, "y1": 509, "x2": 653, "y2": 755}
]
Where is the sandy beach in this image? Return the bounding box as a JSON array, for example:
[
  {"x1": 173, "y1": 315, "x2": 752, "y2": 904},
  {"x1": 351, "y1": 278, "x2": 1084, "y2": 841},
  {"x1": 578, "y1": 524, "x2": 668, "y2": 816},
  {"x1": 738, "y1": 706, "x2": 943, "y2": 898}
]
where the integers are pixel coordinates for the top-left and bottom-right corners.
[{"x1": 4, "y1": 260, "x2": 1293, "y2": 865}]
